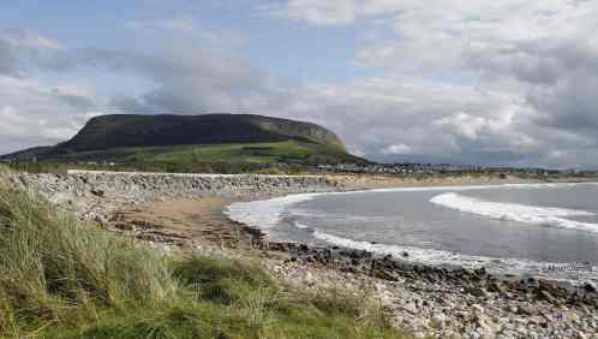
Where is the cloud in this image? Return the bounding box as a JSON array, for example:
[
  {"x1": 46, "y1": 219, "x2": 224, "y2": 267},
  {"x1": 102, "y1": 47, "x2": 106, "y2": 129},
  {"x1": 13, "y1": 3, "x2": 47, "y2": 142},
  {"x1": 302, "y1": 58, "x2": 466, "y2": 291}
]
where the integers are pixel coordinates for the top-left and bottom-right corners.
[
  {"x1": 0, "y1": 30, "x2": 101, "y2": 154},
  {"x1": 53, "y1": 45, "x2": 274, "y2": 114},
  {"x1": 5, "y1": 1, "x2": 598, "y2": 168},
  {"x1": 0, "y1": 75, "x2": 107, "y2": 154},
  {"x1": 0, "y1": 28, "x2": 284, "y2": 155},
  {"x1": 259, "y1": 0, "x2": 403, "y2": 26},
  {"x1": 381, "y1": 143, "x2": 414, "y2": 155},
  {"x1": 0, "y1": 29, "x2": 62, "y2": 75},
  {"x1": 256, "y1": 0, "x2": 598, "y2": 168},
  {"x1": 285, "y1": 0, "x2": 356, "y2": 26},
  {"x1": 126, "y1": 18, "x2": 195, "y2": 31},
  {"x1": 0, "y1": 29, "x2": 62, "y2": 49}
]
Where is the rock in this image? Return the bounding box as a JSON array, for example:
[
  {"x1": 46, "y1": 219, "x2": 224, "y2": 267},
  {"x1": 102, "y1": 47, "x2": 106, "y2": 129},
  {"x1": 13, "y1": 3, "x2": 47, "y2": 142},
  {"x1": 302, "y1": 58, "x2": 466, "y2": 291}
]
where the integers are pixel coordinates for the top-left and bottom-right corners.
[
  {"x1": 268, "y1": 242, "x2": 290, "y2": 252},
  {"x1": 93, "y1": 214, "x2": 108, "y2": 227},
  {"x1": 517, "y1": 304, "x2": 537, "y2": 316},
  {"x1": 90, "y1": 188, "x2": 105, "y2": 197},
  {"x1": 472, "y1": 304, "x2": 484, "y2": 314},
  {"x1": 114, "y1": 223, "x2": 134, "y2": 231},
  {"x1": 475, "y1": 267, "x2": 487, "y2": 276},
  {"x1": 402, "y1": 302, "x2": 417, "y2": 314},
  {"x1": 431, "y1": 312, "x2": 447, "y2": 326},
  {"x1": 489, "y1": 281, "x2": 508, "y2": 295},
  {"x1": 467, "y1": 286, "x2": 490, "y2": 298},
  {"x1": 539, "y1": 290, "x2": 556, "y2": 303},
  {"x1": 584, "y1": 282, "x2": 596, "y2": 293},
  {"x1": 477, "y1": 317, "x2": 500, "y2": 337}
]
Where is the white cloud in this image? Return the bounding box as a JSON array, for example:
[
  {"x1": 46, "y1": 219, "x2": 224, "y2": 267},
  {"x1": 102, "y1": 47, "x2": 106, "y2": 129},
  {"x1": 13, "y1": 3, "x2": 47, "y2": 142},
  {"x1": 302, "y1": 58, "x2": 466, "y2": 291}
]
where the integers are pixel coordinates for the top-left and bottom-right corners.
[
  {"x1": 434, "y1": 112, "x2": 487, "y2": 141},
  {"x1": 126, "y1": 18, "x2": 195, "y2": 31},
  {"x1": 287, "y1": 0, "x2": 356, "y2": 26},
  {"x1": 6, "y1": 2, "x2": 598, "y2": 168},
  {"x1": 259, "y1": 0, "x2": 406, "y2": 26},
  {"x1": 0, "y1": 30, "x2": 62, "y2": 49},
  {"x1": 0, "y1": 29, "x2": 63, "y2": 76},
  {"x1": 0, "y1": 75, "x2": 109, "y2": 154},
  {"x1": 381, "y1": 143, "x2": 414, "y2": 155},
  {"x1": 255, "y1": 0, "x2": 598, "y2": 167}
]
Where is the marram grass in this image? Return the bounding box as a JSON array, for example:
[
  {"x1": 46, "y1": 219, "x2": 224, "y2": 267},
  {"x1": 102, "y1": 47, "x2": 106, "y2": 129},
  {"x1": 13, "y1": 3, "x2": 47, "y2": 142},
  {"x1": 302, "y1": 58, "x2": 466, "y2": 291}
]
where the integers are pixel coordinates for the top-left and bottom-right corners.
[{"x1": 0, "y1": 167, "x2": 407, "y2": 338}]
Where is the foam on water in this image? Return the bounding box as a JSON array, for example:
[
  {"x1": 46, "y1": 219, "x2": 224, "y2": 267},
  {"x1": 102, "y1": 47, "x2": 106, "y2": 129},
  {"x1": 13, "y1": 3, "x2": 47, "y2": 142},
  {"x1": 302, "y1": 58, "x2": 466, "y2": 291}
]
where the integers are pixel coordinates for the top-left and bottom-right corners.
[
  {"x1": 224, "y1": 182, "x2": 598, "y2": 282},
  {"x1": 311, "y1": 229, "x2": 598, "y2": 282},
  {"x1": 293, "y1": 221, "x2": 310, "y2": 229},
  {"x1": 224, "y1": 193, "x2": 317, "y2": 231},
  {"x1": 430, "y1": 192, "x2": 598, "y2": 233}
]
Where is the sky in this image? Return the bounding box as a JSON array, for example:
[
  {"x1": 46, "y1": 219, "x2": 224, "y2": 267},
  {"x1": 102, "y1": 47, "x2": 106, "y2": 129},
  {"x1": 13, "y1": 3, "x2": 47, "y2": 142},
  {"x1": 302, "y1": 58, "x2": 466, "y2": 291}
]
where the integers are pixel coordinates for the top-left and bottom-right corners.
[{"x1": 1, "y1": 0, "x2": 598, "y2": 168}]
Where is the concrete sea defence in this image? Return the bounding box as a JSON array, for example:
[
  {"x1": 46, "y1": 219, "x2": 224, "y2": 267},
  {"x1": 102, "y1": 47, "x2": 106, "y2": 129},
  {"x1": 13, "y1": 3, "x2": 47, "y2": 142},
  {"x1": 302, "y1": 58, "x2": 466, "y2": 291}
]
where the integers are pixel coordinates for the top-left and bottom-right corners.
[
  {"x1": 8, "y1": 170, "x2": 340, "y2": 200},
  {"x1": 5, "y1": 170, "x2": 342, "y2": 223}
]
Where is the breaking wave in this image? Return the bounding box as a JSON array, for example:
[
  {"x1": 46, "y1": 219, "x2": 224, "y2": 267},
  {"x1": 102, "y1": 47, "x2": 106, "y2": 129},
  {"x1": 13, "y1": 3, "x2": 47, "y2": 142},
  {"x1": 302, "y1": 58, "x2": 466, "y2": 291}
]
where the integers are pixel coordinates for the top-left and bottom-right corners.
[
  {"x1": 310, "y1": 229, "x2": 598, "y2": 282},
  {"x1": 224, "y1": 183, "x2": 598, "y2": 282},
  {"x1": 224, "y1": 193, "x2": 317, "y2": 230},
  {"x1": 430, "y1": 192, "x2": 598, "y2": 233}
]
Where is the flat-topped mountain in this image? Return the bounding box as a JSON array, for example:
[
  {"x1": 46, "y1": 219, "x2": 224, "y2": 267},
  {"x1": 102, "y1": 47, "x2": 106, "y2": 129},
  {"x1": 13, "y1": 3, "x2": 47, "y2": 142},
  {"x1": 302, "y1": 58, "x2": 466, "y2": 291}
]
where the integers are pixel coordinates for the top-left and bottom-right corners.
[
  {"x1": 58, "y1": 114, "x2": 347, "y2": 152},
  {"x1": 2, "y1": 114, "x2": 364, "y2": 167}
]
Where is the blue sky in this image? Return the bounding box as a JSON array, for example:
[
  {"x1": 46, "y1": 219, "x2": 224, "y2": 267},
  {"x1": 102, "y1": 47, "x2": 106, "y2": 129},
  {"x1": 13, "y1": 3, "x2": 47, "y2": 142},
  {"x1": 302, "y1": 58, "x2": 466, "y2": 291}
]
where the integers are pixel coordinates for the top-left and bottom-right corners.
[
  {"x1": 0, "y1": 0, "x2": 365, "y2": 82},
  {"x1": 2, "y1": 0, "x2": 598, "y2": 168}
]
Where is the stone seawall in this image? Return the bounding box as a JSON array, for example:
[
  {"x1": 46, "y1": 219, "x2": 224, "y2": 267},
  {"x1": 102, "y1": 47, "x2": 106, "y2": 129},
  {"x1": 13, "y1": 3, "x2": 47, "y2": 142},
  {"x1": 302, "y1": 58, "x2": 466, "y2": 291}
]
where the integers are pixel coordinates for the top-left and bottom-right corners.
[{"x1": 5, "y1": 170, "x2": 342, "y2": 221}]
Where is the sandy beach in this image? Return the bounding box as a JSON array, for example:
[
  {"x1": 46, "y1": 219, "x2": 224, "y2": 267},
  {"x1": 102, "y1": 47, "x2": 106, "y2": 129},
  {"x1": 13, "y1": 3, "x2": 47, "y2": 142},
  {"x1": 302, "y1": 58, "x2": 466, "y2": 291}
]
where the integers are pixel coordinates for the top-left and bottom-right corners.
[
  {"x1": 10, "y1": 170, "x2": 598, "y2": 338},
  {"x1": 111, "y1": 174, "x2": 541, "y2": 249},
  {"x1": 105, "y1": 174, "x2": 598, "y2": 338}
]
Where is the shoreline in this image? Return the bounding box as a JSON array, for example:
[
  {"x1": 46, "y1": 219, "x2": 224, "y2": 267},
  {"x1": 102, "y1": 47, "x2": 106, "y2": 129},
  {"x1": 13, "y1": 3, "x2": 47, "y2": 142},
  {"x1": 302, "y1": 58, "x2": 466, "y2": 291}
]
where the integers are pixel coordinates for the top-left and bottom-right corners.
[
  {"x1": 225, "y1": 178, "x2": 598, "y2": 287},
  {"x1": 221, "y1": 179, "x2": 598, "y2": 337},
  {"x1": 113, "y1": 178, "x2": 598, "y2": 337},
  {"x1": 9, "y1": 171, "x2": 598, "y2": 337}
]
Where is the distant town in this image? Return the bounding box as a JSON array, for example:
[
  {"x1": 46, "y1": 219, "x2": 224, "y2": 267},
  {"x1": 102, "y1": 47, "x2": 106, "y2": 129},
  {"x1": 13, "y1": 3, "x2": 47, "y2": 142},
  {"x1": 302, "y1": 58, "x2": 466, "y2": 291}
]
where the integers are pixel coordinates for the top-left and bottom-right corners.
[
  {"x1": 312, "y1": 162, "x2": 598, "y2": 179},
  {"x1": 3, "y1": 156, "x2": 598, "y2": 179}
]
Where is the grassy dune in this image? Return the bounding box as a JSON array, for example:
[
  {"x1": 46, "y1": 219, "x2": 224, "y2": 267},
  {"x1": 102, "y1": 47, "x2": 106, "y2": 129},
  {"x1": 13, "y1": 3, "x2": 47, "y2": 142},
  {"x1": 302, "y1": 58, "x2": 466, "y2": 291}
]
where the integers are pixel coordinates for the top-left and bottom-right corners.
[{"x1": 0, "y1": 168, "x2": 405, "y2": 338}]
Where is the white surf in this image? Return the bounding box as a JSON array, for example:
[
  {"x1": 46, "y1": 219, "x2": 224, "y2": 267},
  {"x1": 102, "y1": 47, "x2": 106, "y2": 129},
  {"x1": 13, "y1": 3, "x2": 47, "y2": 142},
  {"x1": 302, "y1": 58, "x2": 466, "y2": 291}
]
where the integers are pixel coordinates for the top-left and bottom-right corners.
[{"x1": 430, "y1": 192, "x2": 598, "y2": 233}]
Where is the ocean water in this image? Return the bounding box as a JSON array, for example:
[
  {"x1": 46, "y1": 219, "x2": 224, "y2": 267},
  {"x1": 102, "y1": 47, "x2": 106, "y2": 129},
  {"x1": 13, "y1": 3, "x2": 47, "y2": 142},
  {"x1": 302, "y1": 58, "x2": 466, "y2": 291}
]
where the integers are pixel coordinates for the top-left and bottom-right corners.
[{"x1": 226, "y1": 183, "x2": 598, "y2": 281}]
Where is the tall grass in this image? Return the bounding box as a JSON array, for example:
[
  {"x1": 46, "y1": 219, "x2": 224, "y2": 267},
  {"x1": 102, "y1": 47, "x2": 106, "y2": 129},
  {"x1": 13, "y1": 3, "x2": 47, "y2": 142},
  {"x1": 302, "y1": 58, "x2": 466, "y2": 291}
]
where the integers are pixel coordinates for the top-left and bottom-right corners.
[
  {"x1": 0, "y1": 172, "x2": 175, "y2": 336},
  {"x1": 0, "y1": 168, "x2": 407, "y2": 338}
]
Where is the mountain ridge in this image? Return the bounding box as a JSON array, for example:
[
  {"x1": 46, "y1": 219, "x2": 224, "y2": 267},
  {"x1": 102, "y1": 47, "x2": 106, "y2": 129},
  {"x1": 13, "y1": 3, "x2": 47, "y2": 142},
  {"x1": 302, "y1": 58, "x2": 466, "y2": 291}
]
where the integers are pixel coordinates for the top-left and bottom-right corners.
[
  {"x1": 56, "y1": 113, "x2": 347, "y2": 152},
  {"x1": 2, "y1": 113, "x2": 363, "y2": 166}
]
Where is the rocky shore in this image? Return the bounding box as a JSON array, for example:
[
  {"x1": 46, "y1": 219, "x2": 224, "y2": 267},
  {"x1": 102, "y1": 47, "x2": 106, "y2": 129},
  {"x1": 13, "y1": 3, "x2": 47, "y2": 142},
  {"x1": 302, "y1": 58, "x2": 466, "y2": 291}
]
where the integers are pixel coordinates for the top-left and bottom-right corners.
[
  {"x1": 6, "y1": 170, "x2": 598, "y2": 338},
  {"x1": 260, "y1": 243, "x2": 598, "y2": 338}
]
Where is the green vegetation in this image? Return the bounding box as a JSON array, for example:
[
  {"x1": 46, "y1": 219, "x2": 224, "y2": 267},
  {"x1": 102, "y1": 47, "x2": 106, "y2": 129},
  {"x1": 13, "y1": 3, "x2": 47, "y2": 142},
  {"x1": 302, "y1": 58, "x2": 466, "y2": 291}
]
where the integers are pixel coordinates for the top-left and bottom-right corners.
[
  {"x1": 2, "y1": 140, "x2": 366, "y2": 174},
  {"x1": 85, "y1": 140, "x2": 356, "y2": 165},
  {"x1": 0, "y1": 169, "x2": 406, "y2": 338},
  {"x1": 1, "y1": 114, "x2": 368, "y2": 172},
  {"x1": 2, "y1": 114, "x2": 366, "y2": 169}
]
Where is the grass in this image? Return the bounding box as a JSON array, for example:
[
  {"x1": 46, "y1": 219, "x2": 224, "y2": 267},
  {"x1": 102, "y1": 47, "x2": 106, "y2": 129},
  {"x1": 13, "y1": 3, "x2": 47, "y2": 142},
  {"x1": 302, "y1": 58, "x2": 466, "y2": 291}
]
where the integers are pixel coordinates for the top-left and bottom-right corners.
[
  {"x1": 3, "y1": 140, "x2": 366, "y2": 174},
  {"x1": 78, "y1": 140, "x2": 356, "y2": 165},
  {"x1": 0, "y1": 167, "x2": 407, "y2": 338},
  {"x1": 142, "y1": 141, "x2": 312, "y2": 164}
]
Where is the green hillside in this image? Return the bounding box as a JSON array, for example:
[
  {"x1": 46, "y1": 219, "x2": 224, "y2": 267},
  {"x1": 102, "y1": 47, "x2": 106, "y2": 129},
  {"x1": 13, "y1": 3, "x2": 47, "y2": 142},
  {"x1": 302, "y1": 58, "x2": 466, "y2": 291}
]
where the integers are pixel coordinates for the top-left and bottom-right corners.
[
  {"x1": 1, "y1": 114, "x2": 367, "y2": 170},
  {"x1": 58, "y1": 113, "x2": 347, "y2": 152}
]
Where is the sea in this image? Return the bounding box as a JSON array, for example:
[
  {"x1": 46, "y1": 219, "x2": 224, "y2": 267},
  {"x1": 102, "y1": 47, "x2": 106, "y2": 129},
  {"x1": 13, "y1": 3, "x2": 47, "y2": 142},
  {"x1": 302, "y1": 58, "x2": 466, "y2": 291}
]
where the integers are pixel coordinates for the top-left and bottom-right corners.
[{"x1": 226, "y1": 182, "x2": 598, "y2": 282}]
